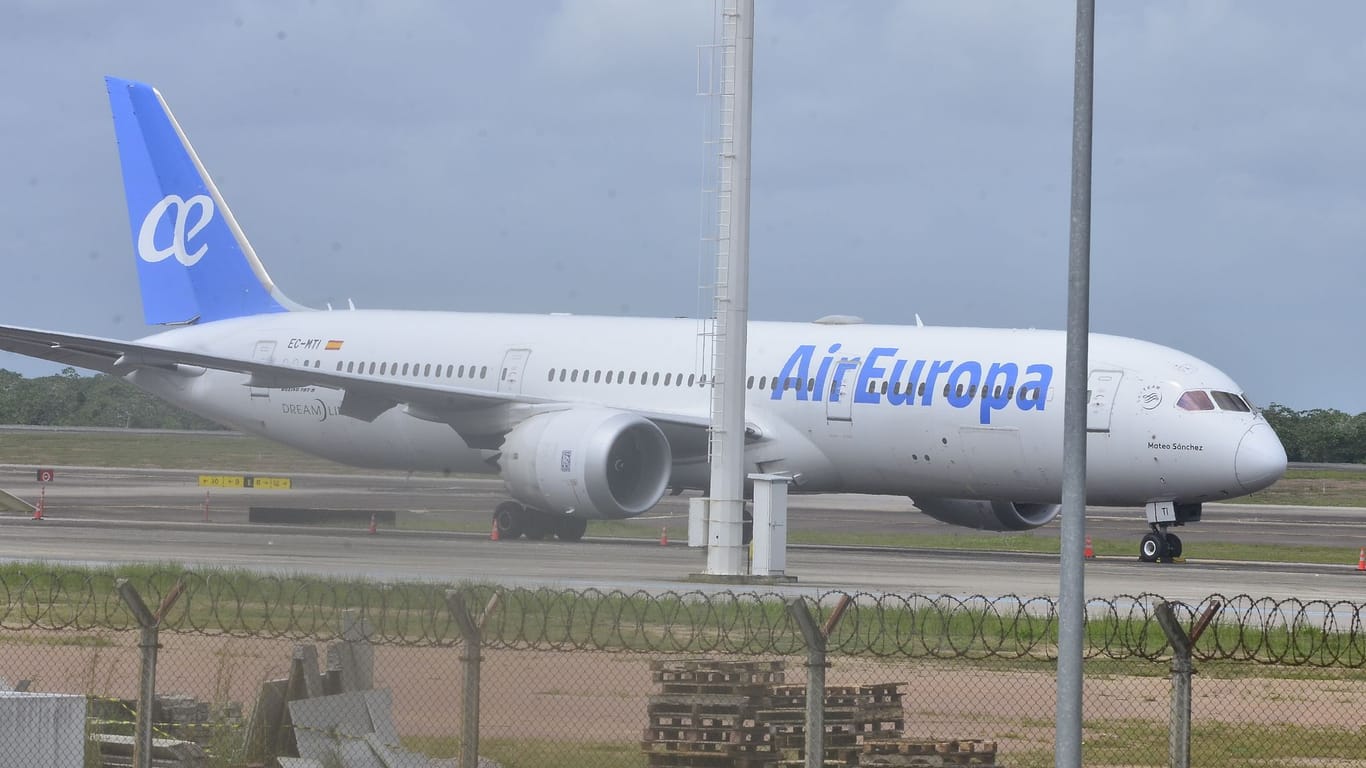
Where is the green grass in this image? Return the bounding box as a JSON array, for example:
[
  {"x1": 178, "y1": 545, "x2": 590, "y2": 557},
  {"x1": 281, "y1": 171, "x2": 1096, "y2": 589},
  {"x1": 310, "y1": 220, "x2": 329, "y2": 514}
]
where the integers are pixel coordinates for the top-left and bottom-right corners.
[
  {"x1": 404, "y1": 736, "x2": 641, "y2": 768},
  {"x1": 1229, "y1": 468, "x2": 1366, "y2": 507},
  {"x1": 6, "y1": 429, "x2": 1366, "y2": 563},
  {"x1": 0, "y1": 431, "x2": 389, "y2": 474},
  {"x1": 1009, "y1": 719, "x2": 1366, "y2": 767},
  {"x1": 0, "y1": 564, "x2": 1361, "y2": 671}
]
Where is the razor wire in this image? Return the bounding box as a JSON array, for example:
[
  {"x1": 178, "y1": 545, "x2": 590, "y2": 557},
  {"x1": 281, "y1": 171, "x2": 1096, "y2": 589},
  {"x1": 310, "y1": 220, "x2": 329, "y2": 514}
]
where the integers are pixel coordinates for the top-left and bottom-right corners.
[{"x1": 0, "y1": 569, "x2": 1361, "y2": 666}]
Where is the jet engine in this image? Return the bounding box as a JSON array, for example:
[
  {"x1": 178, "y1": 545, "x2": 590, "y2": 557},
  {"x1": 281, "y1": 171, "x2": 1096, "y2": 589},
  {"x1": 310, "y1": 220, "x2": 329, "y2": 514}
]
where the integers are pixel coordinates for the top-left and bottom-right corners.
[
  {"x1": 500, "y1": 408, "x2": 672, "y2": 519},
  {"x1": 911, "y1": 497, "x2": 1060, "y2": 531}
]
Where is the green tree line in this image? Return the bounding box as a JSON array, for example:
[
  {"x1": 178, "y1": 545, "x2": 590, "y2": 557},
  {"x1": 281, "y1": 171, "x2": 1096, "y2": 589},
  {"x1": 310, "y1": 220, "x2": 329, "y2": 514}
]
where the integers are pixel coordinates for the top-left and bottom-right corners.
[
  {"x1": 0, "y1": 368, "x2": 226, "y2": 430},
  {"x1": 1260, "y1": 404, "x2": 1366, "y2": 463},
  {"x1": 2, "y1": 369, "x2": 1364, "y2": 461}
]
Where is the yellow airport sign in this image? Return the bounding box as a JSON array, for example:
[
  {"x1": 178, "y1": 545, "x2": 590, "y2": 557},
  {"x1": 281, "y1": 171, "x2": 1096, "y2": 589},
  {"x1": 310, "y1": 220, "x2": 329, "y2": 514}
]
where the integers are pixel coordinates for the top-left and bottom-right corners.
[{"x1": 198, "y1": 475, "x2": 292, "y2": 490}]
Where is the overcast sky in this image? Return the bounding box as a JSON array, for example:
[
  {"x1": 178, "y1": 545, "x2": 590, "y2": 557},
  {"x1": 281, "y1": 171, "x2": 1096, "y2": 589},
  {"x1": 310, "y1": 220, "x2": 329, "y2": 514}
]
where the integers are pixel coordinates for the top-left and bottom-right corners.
[{"x1": 2, "y1": 2, "x2": 1363, "y2": 413}]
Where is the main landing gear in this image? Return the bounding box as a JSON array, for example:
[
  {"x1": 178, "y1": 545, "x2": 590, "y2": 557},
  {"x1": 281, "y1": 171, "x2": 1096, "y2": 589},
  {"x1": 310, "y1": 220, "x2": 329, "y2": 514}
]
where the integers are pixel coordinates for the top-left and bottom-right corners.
[
  {"x1": 492, "y1": 500, "x2": 588, "y2": 542},
  {"x1": 1138, "y1": 501, "x2": 1201, "y2": 563}
]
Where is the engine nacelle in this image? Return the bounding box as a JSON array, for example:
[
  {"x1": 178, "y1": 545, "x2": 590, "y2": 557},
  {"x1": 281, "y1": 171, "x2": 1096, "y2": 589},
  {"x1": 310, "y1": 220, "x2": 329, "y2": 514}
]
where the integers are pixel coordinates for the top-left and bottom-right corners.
[
  {"x1": 912, "y1": 497, "x2": 1060, "y2": 531},
  {"x1": 501, "y1": 408, "x2": 672, "y2": 519}
]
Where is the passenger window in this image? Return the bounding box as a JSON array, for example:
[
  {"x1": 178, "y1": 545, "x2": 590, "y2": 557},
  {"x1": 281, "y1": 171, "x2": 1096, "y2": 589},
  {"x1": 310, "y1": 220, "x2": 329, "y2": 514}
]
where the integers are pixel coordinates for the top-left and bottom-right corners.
[
  {"x1": 918, "y1": 383, "x2": 926, "y2": 397},
  {"x1": 808, "y1": 378, "x2": 816, "y2": 392},
  {"x1": 347, "y1": 362, "x2": 355, "y2": 373},
  {"x1": 688, "y1": 373, "x2": 696, "y2": 387},
  {"x1": 480, "y1": 366, "x2": 487, "y2": 379},
  {"x1": 758, "y1": 376, "x2": 767, "y2": 390},
  {"x1": 559, "y1": 369, "x2": 567, "y2": 382},
  {"x1": 380, "y1": 363, "x2": 388, "y2": 375},
  {"x1": 664, "y1": 373, "x2": 672, "y2": 386},
  {"x1": 548, "y1": 368, "x2": 556, "y2": 381},
  {"x1": 571, "y1": 370, "x2": 579, "y2": 382},
  {"x1": 1177, "y1": 390, "x2": 1215, "y2": 411},
  {"x1": 367, "y1": 362, "x2": 375, "y2": 375},
  {"x1": 424, "y1": 364, "x2": 431, "y2": 377},
  {"x1": 747, "y1": 376, "x2": 754, "y2": 389},
  {"x1": 1211, "y1": 391, "x2": 1251, "y2": 412},
  {"x1": 595, "y1": 370, "x2": 602, "y2": 383},
  {"x1": 446, "y1": 365, "x2": 453, "y2": 378},
  {"x1": 629, "y1": 372, "x2": 637, "y2": 384},
  {"x1": 402, "y1": 363, "x2": 409, "y2": 375}
]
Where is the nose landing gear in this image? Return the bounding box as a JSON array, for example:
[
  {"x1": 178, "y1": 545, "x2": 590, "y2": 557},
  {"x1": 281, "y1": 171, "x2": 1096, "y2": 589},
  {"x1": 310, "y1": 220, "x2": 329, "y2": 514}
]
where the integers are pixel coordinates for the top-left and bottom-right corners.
[
  {"x1": 1139, "y1": 526, "x2": 1183, "y2": 563},
  {"x1": 1138, "y1": 501, "x2": 1200, "y2": 563}
]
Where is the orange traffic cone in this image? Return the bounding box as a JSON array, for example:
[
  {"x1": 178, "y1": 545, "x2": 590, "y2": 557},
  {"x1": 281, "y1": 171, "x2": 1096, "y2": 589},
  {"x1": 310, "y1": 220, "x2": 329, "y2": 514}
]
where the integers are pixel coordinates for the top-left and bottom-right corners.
[
  {"x1": 31, "y1": 486, "x2": 45, "y2": 521},
  {"x1": 368, "y1": 514, "x2": 377, "y2": 535},
  {"x1": 660, "y1": 526, "x2": 668, "y2": 546},
  {"x1": 1084, "y1": 536, "x2": 1095, "y2": 560},
  {"x1": 1356, "y1": 547, "x2": 1365, "y2": 572},
  {"x1": 490, "y1": 519, "x2": 500, "y2": 542}
]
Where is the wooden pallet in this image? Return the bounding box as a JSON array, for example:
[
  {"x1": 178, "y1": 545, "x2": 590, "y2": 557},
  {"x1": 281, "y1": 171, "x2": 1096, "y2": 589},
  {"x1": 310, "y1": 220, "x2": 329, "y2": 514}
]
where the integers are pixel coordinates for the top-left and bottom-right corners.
[
  {"x1": 859, "y1": 739, "x2": 998, "y2": 767},
  {"x1": 646, "y1": 752, "x2": 776, "y2": 768}
]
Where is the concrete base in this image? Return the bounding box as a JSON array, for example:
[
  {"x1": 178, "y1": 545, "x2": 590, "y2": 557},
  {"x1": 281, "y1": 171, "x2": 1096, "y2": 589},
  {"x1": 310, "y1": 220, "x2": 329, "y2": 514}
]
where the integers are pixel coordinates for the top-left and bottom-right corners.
[{"x1": 686, "y1": 573, "x2": 799, "y2": 585}]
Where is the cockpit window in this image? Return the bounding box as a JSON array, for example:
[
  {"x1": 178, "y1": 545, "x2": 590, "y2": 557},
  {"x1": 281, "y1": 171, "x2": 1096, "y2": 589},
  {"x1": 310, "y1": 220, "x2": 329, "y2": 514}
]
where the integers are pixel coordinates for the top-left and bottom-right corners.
[
  {"x1": 1211, "y1": 390, "x2": 1251, "y2": 412},
  {"x1": 1176, "y1": 390, "x2": 1215, "y2": 411}
]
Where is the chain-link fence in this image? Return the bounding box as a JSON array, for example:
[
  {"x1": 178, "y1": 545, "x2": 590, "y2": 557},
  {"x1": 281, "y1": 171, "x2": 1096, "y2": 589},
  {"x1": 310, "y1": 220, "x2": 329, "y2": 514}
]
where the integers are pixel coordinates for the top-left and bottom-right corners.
[{"x1": 0, "y1": 569, "x2": 1360, "y2": 767}]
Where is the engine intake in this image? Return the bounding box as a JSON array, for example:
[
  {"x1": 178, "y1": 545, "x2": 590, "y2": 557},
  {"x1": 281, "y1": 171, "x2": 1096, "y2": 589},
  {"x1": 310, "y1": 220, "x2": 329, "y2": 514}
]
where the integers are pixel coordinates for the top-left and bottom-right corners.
[
  {"x1": 501, "y1": 408, "x2": 672, "y2": 519},
  {"x1": 912, "y1": 497, "x2": 1060, "y2": 531}
]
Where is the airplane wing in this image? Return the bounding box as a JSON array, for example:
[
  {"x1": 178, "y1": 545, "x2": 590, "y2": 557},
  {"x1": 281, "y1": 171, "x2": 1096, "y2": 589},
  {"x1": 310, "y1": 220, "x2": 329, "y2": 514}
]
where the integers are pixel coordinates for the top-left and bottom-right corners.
[{"x1": 0, "y1": 323, "x2": 729, "y2": 453}]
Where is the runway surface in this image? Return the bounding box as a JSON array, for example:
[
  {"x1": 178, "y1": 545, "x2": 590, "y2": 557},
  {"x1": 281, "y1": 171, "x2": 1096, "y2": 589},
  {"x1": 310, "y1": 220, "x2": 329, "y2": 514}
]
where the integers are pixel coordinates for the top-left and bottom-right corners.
[{"x1": 1, "y1": 465, "x2": 1364, "y2": 602}]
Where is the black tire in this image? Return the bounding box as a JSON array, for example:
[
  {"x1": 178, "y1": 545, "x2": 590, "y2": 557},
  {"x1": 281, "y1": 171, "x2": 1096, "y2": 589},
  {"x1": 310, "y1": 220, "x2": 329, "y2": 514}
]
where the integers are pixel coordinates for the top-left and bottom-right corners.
[
  {"x1": 1139, "y1": 533, "x2": 1165, "y2": 563},
  {"x1": 1166, "y1": 534, "x2": 1183, "y2": 559},
  {"x1": 523, "y1": 511, "x2": 552, "y2": 540},
  {"x1": 555, "y1": 516, "x2": 588, "y2": 542},
  {"x1": 493, "y1": 501, "x2": 524, "y2": 540}
]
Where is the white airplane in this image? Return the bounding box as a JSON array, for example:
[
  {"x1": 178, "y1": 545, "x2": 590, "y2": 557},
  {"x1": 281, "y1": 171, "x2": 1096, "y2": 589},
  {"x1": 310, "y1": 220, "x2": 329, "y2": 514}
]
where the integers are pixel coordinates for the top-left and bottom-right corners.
[{"x1": 0, "y1": 78, "x2": 1287, "y2": 561}]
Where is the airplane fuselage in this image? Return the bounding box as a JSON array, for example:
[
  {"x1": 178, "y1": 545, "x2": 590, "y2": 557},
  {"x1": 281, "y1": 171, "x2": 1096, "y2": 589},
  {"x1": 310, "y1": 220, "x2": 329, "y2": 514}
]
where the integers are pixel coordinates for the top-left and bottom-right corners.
[{"x1": 127, "y1": 310, "x2": 1280, "y2": 509}]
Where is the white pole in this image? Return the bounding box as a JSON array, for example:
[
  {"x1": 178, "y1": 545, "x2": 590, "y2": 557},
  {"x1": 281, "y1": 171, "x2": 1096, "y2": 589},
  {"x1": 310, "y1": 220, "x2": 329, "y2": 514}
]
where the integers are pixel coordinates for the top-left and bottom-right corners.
[{"x1": 705, "y1": 0, "x2": 755, "y2": 576}]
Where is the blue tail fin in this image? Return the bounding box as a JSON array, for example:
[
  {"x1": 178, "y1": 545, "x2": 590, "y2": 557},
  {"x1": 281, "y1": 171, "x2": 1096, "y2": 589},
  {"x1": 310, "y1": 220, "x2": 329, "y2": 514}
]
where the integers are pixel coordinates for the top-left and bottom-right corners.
[{"x1": 106, "y1": 76, "x2": 305, "y2": 325}]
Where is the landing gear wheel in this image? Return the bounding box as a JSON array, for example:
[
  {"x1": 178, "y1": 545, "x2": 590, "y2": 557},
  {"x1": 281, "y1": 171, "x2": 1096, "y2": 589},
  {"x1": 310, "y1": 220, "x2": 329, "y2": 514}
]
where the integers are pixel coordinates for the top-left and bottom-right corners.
[
  {"x1": 523, "y1": 514, "x2": 552, "y2": 541},
  {"x1": 493, "y1": 501, "x2": 525, "y2": 540},
  {"x1": 1165, "y1": 534, "x2": 1182, "y2": 559},
  {"x1": 555, "y1": 516, "x2": 588, "y2": 542},
  {"x1": 1139, "y1": 533, "x2": 1166, "y2": 563}
]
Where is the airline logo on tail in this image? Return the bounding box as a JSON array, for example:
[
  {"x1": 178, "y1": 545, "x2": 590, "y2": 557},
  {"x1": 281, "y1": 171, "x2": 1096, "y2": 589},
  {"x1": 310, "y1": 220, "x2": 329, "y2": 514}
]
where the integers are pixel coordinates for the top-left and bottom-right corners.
[{"x1": 138, "y1": 194, "x2": 215, "y2": 267}]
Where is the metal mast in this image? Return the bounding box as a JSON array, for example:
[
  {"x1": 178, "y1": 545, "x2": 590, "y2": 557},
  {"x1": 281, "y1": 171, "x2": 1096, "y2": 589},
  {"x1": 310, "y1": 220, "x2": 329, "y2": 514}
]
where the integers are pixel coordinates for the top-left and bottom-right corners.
[{"x1": 704, "y1": 0, "x2": 755, "y2": 576}]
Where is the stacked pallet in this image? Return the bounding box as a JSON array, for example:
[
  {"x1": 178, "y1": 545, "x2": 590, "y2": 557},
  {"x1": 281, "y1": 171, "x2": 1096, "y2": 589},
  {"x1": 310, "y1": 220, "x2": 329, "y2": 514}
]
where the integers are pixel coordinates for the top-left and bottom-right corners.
[
  {"x1": 860, "y1": 739, "x2": 999, "y2": 767},
  {"x1": 643, "y1": 659, "x2": 787, "y2": 768},
  {"x1": 763, "y1": 683, "x2": 906, "y2": 767}
]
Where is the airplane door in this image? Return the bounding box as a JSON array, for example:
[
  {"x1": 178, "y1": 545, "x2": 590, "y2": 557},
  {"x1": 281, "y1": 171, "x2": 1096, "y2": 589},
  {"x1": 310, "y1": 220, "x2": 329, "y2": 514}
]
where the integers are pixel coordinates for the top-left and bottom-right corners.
[
  {"x1": 825, "y1": 359, "x2": 858, "y2": 423},
  {"x1": 498, "y1": 348, "x2": 531, "y2": 395},
  {"x1": 250, "y1": 340, "x2": 276, "y2": 400},
  {"x1": 1087, "y1": 369, "x2": 1123, "y2": 433}
]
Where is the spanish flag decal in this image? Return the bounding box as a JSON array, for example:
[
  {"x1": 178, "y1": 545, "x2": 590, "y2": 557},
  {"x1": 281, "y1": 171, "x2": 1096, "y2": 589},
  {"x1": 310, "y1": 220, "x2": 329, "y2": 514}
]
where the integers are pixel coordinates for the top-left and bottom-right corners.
[{"x1": 325, "y1": 340, "x2": 344, "y2": 351}]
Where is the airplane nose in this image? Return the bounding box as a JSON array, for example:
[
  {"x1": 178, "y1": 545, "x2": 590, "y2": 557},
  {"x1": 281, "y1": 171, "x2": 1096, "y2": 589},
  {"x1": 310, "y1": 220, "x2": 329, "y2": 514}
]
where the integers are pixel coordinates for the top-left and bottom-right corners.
[{"x1": 1235, "y1": 423, "x2": 1288, "y2": 493}]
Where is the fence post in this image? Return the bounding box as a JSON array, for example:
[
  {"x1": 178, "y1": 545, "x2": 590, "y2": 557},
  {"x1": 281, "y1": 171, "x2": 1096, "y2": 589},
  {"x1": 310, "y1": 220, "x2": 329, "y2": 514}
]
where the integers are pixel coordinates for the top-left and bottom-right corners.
[
  {"x1": 1155, "y1": 600, "x2": 1219, "y2": 768},
  {"x1": 787, "y1": 595, "x2": 852, "y2": 768},
  {"x1": 446, "y1": 590, "x2": 501, "y2": 768},
  {"x1": 115, "y1": 577, "x2": 185, "y2": 768}
]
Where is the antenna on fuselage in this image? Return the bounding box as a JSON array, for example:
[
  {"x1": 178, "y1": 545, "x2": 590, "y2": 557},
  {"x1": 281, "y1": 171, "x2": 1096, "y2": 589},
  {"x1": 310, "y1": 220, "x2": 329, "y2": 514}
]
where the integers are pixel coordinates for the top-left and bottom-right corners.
[{"x1": 915, "y1": 313, "x2": 924, "y2": 327}]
